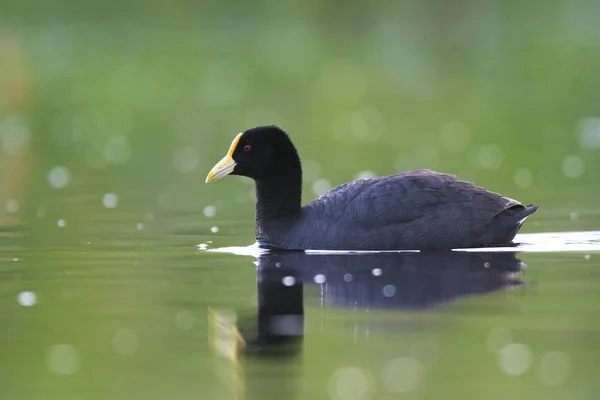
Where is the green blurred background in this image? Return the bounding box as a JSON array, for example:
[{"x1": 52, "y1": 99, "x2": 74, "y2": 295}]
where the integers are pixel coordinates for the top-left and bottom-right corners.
[
  {"x1": 2, "y1": 0, "x2": 600, "y2": 226},
  {"x1": 1, "y1": 1, "x2": 600, "y2": 399}
]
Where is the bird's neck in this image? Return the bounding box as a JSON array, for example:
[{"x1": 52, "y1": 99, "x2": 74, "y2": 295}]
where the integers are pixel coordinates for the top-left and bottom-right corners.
[{"x1": 255, "y1": 174, "x2": 302, "y2": 221}]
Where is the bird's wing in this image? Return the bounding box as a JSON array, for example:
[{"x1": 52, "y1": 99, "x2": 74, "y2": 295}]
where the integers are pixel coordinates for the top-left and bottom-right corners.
[{"x1": 307, "y1": 170, "x2": 515, "y2": 228}]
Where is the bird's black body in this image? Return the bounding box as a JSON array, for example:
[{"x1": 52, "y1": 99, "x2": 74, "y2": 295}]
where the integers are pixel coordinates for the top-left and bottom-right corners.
[{"x1": 207, "y1": 126, "x2": 539, "y2": 251}]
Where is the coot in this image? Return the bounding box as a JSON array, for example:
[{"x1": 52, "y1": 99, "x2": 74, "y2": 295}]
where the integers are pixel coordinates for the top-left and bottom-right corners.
[{"x1": 205, "y1": 126, "x2": 538, "y2": 250}]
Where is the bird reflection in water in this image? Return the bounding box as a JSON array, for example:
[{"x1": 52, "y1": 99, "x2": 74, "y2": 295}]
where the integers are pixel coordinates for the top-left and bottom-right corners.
[
  {"x1": 210, "y1": 250, "x2": 524, "y2": 352},
  {"x1": 208, "y1": 259, "x2": 305, "y2": 400},
  {"x1": 208, "y1": 251, "x2": 525, "y2": 398},
  {"x1": 209, "y1": 258, "x2": 305, "y2": 359},
  {"x1": 279, "y1": 251, "x2": 525, "y2": 310}
]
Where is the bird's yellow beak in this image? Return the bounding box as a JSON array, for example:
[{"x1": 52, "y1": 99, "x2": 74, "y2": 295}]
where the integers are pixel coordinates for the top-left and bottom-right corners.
[
  {"x1": 205, "y1": 154, "x2": 236, "y2": 183},
  {"x1": 205, "y1": 133, "x2": 243, "y2": 183}
]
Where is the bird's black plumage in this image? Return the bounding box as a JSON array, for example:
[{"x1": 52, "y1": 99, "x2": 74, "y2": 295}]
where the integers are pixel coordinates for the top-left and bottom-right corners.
[{"x1": 206, "y1": 125, "x2": 539, "y2": 251}]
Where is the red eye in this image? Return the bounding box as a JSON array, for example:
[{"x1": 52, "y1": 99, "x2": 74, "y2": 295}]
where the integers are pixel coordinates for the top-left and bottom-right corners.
[{"x1": 244, "y1": 144, "x2": 252, "y2": 152}]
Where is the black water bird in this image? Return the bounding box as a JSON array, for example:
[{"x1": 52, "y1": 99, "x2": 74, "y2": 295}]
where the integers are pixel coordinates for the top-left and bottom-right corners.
[{"x1": 206, "y1": 126, "x2": 538, "y2": 250}]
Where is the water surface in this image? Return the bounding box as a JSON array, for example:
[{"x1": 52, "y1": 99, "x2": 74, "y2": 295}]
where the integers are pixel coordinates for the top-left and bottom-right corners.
[{"x1": 3, "y1": 207, "x2": 600, "y2": 400}]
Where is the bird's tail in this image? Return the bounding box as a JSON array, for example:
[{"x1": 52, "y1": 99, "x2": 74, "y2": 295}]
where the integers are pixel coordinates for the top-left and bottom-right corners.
[{"x1": 490, "y1": 204, "x2": 539, "y2": 244}]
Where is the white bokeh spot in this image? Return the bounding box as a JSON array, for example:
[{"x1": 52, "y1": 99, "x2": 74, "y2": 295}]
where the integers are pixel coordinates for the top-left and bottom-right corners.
[
  {"x1": 562, "y1": 155, "x2": 584, "y2": 179},
  {"x1": 203, "y1": 205, "x2": 216, "y2": 218},
  {"x1": 102, "y1": 193, "x2": 118, "y2": 208},
  {"x1": 46, "y1": 344, "x2": 80, "y2": 375},
  {"x1": 18, "y1": 291, "x2": 37, "y2": 306},
  {"x1": 537, "y1": 351, "x2": 570, "y2": 386},
  {"x1": 498, "y1": 343, "x2": 533, "y2": 376},
  {"x1": 282, "y1": 276, "x2": 296, "y2": 286},
  {"x1": 48, "y1": 166, "x2": 71, "y2": 188}
]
